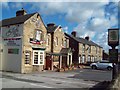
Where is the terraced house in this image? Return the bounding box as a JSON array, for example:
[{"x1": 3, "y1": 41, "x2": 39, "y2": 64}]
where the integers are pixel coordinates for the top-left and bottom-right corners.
[
  {"x1": 1, "y1": 9, "x2": 47, "y2": 73},
  {"x1": 45, "y1": 23, "x2": 72, "y2": 70},
  {"x1": 65, "y1": 31, "x2": 103, "y2": 65}
]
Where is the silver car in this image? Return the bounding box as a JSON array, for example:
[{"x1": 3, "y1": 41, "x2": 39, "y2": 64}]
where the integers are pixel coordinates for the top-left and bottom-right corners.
[{"x1": 90, "y1": 60, "x2": 113, "y2": 70}]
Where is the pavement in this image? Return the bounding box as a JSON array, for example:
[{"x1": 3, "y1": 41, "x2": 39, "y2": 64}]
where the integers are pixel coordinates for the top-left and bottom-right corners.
[{"x1": 1, "y1": 67, "x2": 113, "y2": 89}]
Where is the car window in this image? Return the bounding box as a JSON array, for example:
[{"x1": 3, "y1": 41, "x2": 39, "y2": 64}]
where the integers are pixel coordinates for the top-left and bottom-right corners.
[{"x1": 100, "y1": 61, "x2": 109, "y2": 63}]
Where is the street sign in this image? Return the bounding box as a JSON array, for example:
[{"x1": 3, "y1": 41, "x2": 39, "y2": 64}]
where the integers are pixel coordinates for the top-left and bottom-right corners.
[
  {"x1": 109, "y1": 49, "x2": 118, "y2": 63},
  {"x1": 108, "y1": 29, "x2": 119, "y2": 46}
]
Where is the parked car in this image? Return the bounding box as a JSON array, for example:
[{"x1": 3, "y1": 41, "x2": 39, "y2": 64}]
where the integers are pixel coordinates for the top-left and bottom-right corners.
[{"x1": 90, "y1": 60, "x2": 113, "y2": 70}]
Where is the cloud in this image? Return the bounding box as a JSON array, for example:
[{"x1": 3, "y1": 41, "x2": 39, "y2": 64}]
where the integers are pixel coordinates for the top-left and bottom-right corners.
[{"x1": 62, "y1": 26, "x2": 68, "y2": 33}]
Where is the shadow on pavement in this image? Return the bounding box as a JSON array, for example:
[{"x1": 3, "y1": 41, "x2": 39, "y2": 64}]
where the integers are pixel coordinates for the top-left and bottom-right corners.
[
  {"x1": 89, "y1": 81, "x2": 111, "y2": 90},
  {"x1": 2, "y1": 74, "x2": 44, "y2": 84}
]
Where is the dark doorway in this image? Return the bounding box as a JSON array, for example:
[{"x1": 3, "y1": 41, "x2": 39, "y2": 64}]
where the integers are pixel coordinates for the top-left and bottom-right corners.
[{"x1": 46, "y1": 56, "x2": 52, "y2": 70}]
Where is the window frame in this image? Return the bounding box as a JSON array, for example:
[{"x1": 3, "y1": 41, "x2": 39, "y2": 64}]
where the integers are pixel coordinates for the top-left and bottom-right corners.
[
  {"x1": 33, "y1": 50, "x2": 44, "y2": 65},
  {"x1": 25, "y1": 51, "x2": 31, "y2": 65}
]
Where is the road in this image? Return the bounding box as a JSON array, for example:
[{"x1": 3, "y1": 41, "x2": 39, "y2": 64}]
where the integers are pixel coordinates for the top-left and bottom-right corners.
[{"x1": 1, "y1": 68, "x2": 112, "y2": 89}]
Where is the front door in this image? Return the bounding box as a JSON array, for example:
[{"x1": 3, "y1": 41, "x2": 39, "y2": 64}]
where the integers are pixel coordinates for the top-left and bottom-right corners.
[{"x1": 46, "y1": 56, "x2": 52, "y2": 70}]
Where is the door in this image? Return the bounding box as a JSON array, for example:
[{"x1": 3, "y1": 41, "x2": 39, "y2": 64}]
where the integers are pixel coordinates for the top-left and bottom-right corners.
[{"x1": 46, "y1": 56, "x2": 52, "y2": 70}]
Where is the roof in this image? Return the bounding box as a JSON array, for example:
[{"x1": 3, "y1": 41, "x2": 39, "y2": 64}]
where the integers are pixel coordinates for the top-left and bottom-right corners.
[
  {"x1": 46, "y1": 26, "x2": 58, "y2": 33},
  {"x1": 0, "y1": 13, "x2": 36, "y2": 27},
  {"x1": 65, "y1": 33, "x2": 102, "y2": 48},
  {"x1": 60, "y1": 48, "x2": 72, "y2": 54}
]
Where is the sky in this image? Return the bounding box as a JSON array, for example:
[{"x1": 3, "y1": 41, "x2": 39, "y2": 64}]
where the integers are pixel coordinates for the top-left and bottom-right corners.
[{"x1": 0, "y1": 0, "x2": 120, "y2": 53}]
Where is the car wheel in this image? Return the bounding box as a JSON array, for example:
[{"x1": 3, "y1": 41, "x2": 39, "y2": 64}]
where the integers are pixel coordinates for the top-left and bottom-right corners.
[
  {"x1": 92, "y1": 65, "x2": 97, "y2": 69},
  {"x1": 107, "y1": 66, "x2": 112, "y2": 70}
]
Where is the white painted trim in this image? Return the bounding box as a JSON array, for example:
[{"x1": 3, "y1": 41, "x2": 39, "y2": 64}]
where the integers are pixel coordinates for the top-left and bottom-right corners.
[{"x1": 33, "y1": 50, "x2": 44, "y2": 65}]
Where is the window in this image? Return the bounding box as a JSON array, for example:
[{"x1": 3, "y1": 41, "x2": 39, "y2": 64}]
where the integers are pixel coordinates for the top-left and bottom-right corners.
[
  {"x1": 88, "y1": 46, "x2": 91, "y2": 53},
  {"x1": 62, "y1": 39, "x2": 64, "y2": 46},
  {"x1": 82, "y1": 55, "x2": 85, "y2": 63},
  {"x1": 64, "y1": 40, "x2": 67, "y2": 48},
  {"x1": 8, "y1": 48, "x2": 19, "y2": 54},
  {"x1": 46, "y1": 37, "x2": 49, "y2": 46},
  {"x1": 35, "y1": 30, "x2": 42, "y2": 41},
  {"x1": 56, "y1": 37, "x2": 58, "y2": 46},
  {"x1": 96, "y1": 47, "x2": 97, "y2": 54},
  {"x1": 82, "y1": 44, "x2": 85, "y2": 53},
  {"x1": 25, "y1": 51, "x2": 31, "y2": 64},
  {"x1": 87, "y1": 55, "x2": 91, "y2": 62},
  {"x1": 33, "y1": 51, "x2": 44, "y2": 65}
]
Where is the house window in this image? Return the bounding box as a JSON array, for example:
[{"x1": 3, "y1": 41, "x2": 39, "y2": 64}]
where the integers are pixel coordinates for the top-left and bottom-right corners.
[
  {"x1": 64, "y1": 40, "x2": 67, "y2": 48},
  {"x1": 46, "y1": 37, "x2": 49, "y2": 46},
  {"x1": 87, "y1": 55, "x2": 91, "y2": 62},
  {"x1": 33, "y1": 51, "x2": 44, "y2": 65},
  {"x1": 82, "y1": 44, "x2": 85, "y2": 53},
  {"x1": 56, "y1": 37, "x2": 58, "y2": 46},
  {"x1": 82, "y1": 55, "x2": 85, "y2": 63},
  {"x1": 25, "y1": 51, "x2": 31, "y2": 64},
  {"x1": 62, "y1": 39, "x2": 64, "y2": 46},
  {"x1": 96, "y1": 47, "x2": 97, "y2": 54},
  {"x1": 35, "y1": 30, "x2": 42, "y2": 41},
  {"x1": 88, "y1": 46, "x2": 91, "y2": 53}
]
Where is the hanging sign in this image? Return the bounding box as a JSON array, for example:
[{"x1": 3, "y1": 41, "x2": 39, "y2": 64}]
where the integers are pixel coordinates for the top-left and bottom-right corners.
[{"x1": 108, "y1": 29, "x2": 119, "y2": 46}]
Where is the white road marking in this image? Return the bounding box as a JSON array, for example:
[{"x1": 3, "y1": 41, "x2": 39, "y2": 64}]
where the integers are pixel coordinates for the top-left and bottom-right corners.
[
  {"x1": 51, "y1": 79, "x2": 95, "y2": 86},
  {"x1": 30, "y1": 83, "x2": 53, "y2": 88}
]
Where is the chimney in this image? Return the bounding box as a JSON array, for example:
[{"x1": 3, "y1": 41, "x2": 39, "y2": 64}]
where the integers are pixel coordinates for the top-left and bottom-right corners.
[
  {"x1": 16, "y1": 8, "x2": 27, "y2": 16},
  {"x1": 71, "y1": 31, "x2": 77, "y2": 37},
  {"x1": 85, "y1": 36, "x2": 89, "y2": 41},
  {"x1": 47, "y1": 23, "x2": 55, "y2": 27}
]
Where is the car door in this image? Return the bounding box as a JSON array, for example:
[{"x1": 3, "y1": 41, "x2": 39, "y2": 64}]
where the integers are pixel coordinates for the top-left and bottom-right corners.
[{"x1": 97, "y1": 61, "x2": 106, "y2": 69}]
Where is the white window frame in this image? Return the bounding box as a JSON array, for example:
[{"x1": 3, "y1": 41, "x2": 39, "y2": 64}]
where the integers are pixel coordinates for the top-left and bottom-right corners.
[
  {"x1": 25, "y1": 51, "x2": 31, "y2": 65},
  {"x1": 33, "y1": 50, "x2": 44, "y2": 65}
]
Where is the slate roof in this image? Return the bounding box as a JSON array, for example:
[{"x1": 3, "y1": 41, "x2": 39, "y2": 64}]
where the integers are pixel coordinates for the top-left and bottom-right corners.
[
  {"x1": 0, "y1": 13, "x2": 36, "y2": 27},
  {"x1": 60, "y1": 48, "x2": 72, "y2": 54},
  {"x1": 65, "y1": 33, "x2": 102, "y2": 48},
  {"x1": 46, "y1": 26, "x2": 58, "y2": 33}
]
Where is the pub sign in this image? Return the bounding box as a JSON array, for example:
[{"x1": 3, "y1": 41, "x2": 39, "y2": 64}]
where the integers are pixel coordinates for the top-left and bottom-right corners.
[{"x1": 108, "y1": 28, "x2": 119, "y2": 46}]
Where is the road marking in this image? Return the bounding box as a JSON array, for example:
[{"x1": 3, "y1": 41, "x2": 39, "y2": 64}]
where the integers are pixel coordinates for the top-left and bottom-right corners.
[
  {"x1": 51, "y1": 79, "x2": 95, "y2": 86},
  {"x1": 30, "y1": 83, "x2": 53, "y2": 88}
]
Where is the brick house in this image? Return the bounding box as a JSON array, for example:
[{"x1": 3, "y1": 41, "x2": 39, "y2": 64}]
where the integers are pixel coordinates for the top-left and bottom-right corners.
[
  {"x1": 0, "y1": 9, "x2": 47, "y2": 73},
  {"x1": 65, "y1": 31, "x2": 103, "y2": 65},
  {"x1": 45, "y1": 23, "x2": 72, "y2": 70},
  {"x1": 102, "y1": 50, "x2": 109, "y2": 60}
]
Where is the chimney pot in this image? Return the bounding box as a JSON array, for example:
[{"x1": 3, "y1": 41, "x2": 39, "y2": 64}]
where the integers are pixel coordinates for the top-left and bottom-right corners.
[
  {"x1": 16, "y1": 8, "x2": 27, "y2": 16},
  {"x1": 71, "y1": 31, "x2": 77, "y2": 37},
  {"x1": 85, "y1": 36, "x2": 89, "y2": 41},
  {"x1": 47, "y1": 23, "x2": 55, "y2": 27}
]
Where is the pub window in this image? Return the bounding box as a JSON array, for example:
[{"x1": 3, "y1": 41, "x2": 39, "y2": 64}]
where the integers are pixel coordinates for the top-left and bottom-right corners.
[
  {"x1": 35, "y1": 30, "x2": 42, "y2": 41},
  {"x1": 25, "y1": 51, "x2": 31, "y2": 64},
  {"x1": 8, "y1": 48, "x2": 19, "y2": 54},
  {"x1": 33, "y1": 51, "x2": 44, "y2": 65}
]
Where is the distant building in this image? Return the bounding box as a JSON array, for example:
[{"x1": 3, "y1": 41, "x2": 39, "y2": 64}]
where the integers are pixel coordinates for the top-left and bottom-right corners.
[
  {"x1": 65, "y1": 31, "x2": 103, "y2": 65},
  {"x1": 102, "y1": 50, "x2": 109, "y2": 60}
]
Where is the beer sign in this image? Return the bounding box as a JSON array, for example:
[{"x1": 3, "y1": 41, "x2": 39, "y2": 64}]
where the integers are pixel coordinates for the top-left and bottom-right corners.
[{"x1": 108, "y1": 28, "x2": 119, "y2": 46}]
